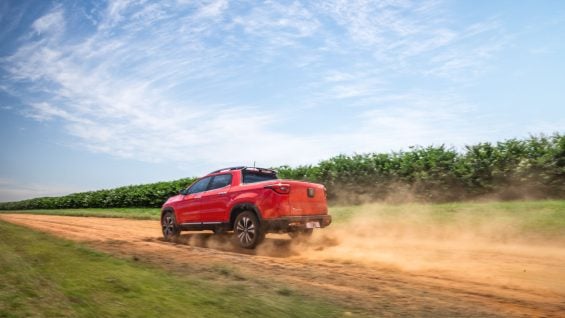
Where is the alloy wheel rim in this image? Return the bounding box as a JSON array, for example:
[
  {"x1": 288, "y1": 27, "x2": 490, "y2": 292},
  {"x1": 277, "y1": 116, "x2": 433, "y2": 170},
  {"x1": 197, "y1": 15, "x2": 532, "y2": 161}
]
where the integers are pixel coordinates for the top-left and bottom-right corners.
[
  {"x1": 163, "y1": 215, "x2": 174, "y2": 237},
  {"x1": 236, "y1": 216, "x2": 255, "y2": 245}
]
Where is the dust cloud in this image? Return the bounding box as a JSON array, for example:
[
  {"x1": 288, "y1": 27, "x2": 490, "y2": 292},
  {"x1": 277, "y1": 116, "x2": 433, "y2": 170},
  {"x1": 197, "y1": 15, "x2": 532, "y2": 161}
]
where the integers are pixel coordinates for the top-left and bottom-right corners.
[
  {"x1": 268, "y1": 204, "x2": 565, "y2": 294},
  {"x1": 154, "y1": 201, "x2": 565, "y2": 296}
]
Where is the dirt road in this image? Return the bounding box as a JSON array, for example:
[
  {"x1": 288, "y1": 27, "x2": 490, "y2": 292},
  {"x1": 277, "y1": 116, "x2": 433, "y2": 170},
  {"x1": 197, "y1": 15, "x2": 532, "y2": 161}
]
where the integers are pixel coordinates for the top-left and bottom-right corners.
[{"x1": 1, "y1": 214, "x2": 564, "y2": 317}]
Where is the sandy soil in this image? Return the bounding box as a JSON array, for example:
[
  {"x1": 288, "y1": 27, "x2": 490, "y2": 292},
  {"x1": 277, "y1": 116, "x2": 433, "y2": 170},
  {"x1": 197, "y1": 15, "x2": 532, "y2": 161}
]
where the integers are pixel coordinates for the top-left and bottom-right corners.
[{"x1": 1, "y1": 214, "x2": 564, "y2": 317}]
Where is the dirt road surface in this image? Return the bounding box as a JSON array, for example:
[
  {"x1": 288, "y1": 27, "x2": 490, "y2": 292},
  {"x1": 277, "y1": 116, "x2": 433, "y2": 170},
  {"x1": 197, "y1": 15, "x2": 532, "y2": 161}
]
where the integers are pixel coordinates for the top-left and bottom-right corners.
[{"x1": 1, "y1": 214, "x2": 564, "y2": 317}]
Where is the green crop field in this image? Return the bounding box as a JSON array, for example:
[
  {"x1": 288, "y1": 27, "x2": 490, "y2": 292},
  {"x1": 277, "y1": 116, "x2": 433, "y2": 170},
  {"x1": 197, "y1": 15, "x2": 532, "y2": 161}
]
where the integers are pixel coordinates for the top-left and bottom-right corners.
[{"x1": 0, "y1": 221, "x2": 345, "y2": 318}]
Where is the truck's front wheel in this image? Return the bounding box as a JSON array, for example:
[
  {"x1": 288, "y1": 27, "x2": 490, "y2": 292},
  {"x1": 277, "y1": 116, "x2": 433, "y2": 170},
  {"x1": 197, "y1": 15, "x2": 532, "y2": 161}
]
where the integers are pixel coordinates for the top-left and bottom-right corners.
[
  {"x1": 234, "y1": 211, "x2": 264, "y2": 249},
  {"x1": 162, "y1": 211, "x2": 180, "y2": 241}
]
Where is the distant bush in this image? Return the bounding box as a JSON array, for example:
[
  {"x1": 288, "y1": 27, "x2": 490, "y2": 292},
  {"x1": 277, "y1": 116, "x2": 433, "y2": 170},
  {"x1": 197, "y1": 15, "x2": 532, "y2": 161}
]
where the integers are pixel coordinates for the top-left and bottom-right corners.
[
  {"x1": 0, "y1": 178, "x2": 196, "y2": 210},
  {"x1": 0, "y1": 134, "x2": 562, "y2": 209}
]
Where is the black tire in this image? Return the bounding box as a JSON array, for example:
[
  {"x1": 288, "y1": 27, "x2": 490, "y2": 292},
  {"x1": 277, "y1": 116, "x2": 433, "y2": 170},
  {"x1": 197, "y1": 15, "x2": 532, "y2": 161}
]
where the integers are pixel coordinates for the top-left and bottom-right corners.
[
  {"x1": 289, "y1": 228, "x2": 313, "y2": 239},
  {"x1": 162, "y1": 211, "x2": 180, "y2": 241},
  {"x1": 233, "y1": 211, "x2": 264, "y2": 249}
]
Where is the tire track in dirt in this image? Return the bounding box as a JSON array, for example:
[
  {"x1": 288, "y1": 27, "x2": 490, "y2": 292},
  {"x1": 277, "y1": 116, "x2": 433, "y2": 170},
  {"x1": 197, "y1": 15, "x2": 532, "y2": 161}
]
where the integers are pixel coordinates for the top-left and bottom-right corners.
[{"x1": 1, "y1": 214, "x2": 564, "y2": 317}]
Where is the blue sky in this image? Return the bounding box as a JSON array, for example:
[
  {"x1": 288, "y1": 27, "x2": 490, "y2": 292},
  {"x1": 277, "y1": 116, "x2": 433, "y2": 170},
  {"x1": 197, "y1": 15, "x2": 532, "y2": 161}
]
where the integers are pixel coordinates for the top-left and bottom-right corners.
[{"x1": 0, "y1": 0, "x2": 564, "y2": 202}]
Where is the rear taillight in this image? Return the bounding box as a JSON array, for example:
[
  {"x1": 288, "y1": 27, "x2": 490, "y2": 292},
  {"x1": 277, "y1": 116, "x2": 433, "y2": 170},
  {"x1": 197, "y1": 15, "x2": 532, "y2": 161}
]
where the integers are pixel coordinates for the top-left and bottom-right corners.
[{"x1": 265, "y1": 183, "x2": 291, "y2": 194}]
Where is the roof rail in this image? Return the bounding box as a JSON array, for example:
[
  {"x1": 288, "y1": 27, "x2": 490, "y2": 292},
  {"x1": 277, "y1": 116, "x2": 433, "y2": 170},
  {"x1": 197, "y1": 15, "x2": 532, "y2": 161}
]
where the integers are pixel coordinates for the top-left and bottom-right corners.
[
  {"x1": 208, "y1": 166, "x2": 246, "y2": 174},
  {"x1": 208, "y1": 166, "x2": 277, "y2": 175},
  {"x1": 243, "y1": 167, "x2": 276, "y2": 174}
]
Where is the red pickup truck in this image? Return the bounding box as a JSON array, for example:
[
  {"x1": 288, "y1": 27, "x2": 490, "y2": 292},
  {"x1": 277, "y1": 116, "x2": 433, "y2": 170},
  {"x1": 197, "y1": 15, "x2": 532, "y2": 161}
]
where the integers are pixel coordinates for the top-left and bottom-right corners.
[{"x1": 161, "y1": 167, "x2": 331, "y2": 248}]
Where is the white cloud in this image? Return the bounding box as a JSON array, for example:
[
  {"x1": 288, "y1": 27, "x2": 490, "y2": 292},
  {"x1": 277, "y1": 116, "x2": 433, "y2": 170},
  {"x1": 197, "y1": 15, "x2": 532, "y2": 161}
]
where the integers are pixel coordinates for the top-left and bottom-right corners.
[
  {"x1": 31, "y1": 5, "x2": 65, "y2": 35},
  {"x1": 316, "y1": 0, "x2": 505, "y2": 78},
  {"x1": 316, "y1": 91, "x2": 493, "y2": 155},
  {"x1": 25, "y1": 102, "x2": 89, "y2": 123},
  {"x1": 3, "y1": 0, "x2": 516, "y2": 172},
  {"x1": 232, "y1": 1, "x2": 320, "y2": 45},
  {"x1": 100, "y1": 0, "x2": 139, "y2": 29},
  {"x1": 196, "y1": 0, "x2": 229, "y2": 18}
]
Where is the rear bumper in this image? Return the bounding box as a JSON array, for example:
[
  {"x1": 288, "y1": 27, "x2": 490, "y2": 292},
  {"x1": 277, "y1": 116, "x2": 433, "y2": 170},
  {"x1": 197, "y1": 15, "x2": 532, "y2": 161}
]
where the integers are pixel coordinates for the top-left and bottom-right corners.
[{"x1": 263, "y1": 214, "x2": 332, "y2": 232}]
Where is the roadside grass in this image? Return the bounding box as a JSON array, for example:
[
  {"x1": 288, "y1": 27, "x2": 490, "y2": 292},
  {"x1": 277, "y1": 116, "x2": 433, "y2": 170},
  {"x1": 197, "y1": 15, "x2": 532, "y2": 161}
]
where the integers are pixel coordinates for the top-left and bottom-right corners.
[
  {"x1": 0, "y1": 221, "x2": 344, "y2": 318},
  {"x1": 330, "y1": 200, "x2": 565, "y2": 240}
]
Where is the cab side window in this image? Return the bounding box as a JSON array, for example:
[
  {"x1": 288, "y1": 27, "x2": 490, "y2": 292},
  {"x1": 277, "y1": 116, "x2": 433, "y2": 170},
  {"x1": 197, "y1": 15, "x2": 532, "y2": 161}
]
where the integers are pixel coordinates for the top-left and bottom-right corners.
[
  {"x1": 187, "y1": 177, "x2": 211, "y2": 194},
  {"x1": 208, "y1": 174, "x2": 232, "y2": 190}
]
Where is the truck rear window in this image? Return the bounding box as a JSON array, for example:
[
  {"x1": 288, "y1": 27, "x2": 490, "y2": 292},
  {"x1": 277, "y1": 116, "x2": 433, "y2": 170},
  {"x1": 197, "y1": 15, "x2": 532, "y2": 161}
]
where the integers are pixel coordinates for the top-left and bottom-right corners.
[{"x1": 242, "y1": 170, "x2": 278, "y2": 183}]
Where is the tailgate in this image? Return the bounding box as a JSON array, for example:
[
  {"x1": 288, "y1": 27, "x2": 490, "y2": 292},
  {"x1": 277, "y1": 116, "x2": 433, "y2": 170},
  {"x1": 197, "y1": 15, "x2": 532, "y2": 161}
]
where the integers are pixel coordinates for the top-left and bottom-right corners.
[{"x1": 286, "y1": 181, "x2": 328, "y2": 216}]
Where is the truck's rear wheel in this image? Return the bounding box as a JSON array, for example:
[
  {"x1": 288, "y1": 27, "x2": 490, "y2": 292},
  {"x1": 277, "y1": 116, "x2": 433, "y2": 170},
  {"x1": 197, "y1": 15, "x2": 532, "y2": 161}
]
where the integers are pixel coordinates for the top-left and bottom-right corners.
[
  {"x1": 162, "y1": 211, "x2": 180, "y2": 241},
  {"x1": 234, "y1": 211, "x2": 264, "y2": 249}
]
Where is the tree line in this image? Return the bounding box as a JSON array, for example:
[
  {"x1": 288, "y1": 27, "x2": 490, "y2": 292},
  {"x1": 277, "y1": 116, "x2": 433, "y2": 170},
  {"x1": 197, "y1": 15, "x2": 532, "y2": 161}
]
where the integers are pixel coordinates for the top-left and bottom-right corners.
[{"x1": 0, "y1": 178, "x2": 196, "y2": 210}]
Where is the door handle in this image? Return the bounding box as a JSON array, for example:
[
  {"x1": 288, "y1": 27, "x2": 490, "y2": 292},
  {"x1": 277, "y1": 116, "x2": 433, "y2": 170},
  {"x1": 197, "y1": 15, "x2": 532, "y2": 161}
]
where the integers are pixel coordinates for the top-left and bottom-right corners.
[{"x1": 218, "y1": 192, "x2": 228, "y2": 195}]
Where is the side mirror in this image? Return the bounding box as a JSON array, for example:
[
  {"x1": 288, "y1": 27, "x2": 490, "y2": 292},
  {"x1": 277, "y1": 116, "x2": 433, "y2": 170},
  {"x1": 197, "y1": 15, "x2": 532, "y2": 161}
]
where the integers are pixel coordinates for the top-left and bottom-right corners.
[{"x1": 179, "y1": 189, "x2": 188, "y2": 195}]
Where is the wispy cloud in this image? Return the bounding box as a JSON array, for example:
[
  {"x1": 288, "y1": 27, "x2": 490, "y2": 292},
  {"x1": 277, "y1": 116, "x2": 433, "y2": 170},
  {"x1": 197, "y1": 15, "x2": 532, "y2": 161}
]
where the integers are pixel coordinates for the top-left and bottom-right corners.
[
  {"x1": 31, "y1": 5, "x2": 65, "y2": 35},
  {"x1": 1, "y1": 0, "x2": 521, "y2": 172},
  {"x1": 316, "y1": 0, "x2": 506, "y2": 78},
  {"x1": 314, "y1": 91, "x2": 495, "y2": 155},
  {"x1": 233, "y1": 1, "x2": 320, "y2": 41},
  {"x1": 196, "y1": 0, "x2": 229, "y2": 19}
]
